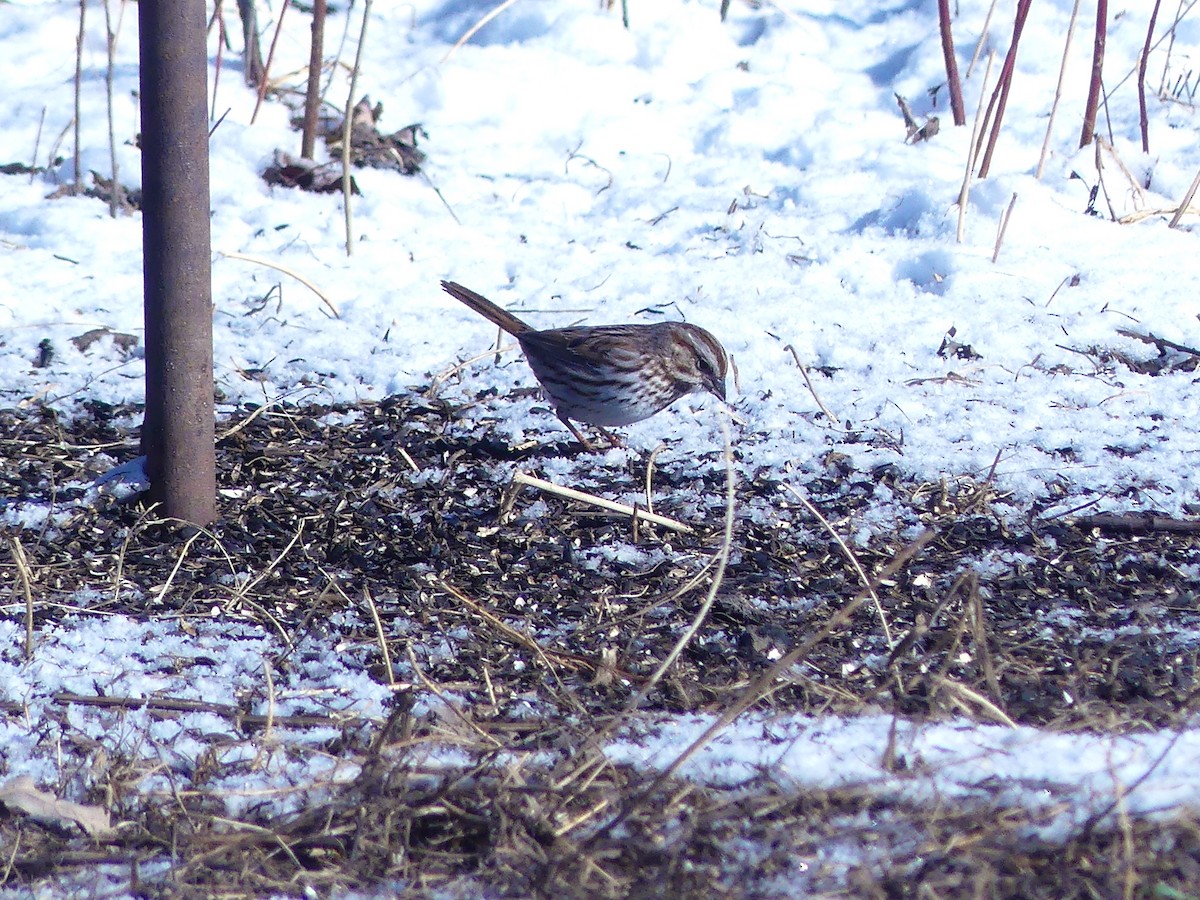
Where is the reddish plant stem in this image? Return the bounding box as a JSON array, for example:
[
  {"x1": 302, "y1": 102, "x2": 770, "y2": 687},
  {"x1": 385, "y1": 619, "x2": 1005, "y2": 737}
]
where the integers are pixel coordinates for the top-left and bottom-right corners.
[
  {"x1": 1080, "y1": 0, "x2": 1109, "y2": 146},
  {"x1": 1138, "y1": 1, "x2": 1162, "y2": 155},
  {"x1": 977, "y1": 0, "x2": 1032, "y2": 178},
  {"x1": 938, "y1": 0, "x2": 966, "y2": 126}
]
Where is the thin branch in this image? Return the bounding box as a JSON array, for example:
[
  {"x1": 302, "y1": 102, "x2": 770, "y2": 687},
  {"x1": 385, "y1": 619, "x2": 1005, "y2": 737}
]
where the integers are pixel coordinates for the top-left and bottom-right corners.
[
  {"x1": 73, "y1": 0, "x2": 85, "y2": 193},
  {"x1": 511, "y1": 471, "x2": 693, "y2": 534},
  {"x1": 1139, "y1": 2, "x2": 1163, "y2": 154},
  {"x1": 1036, "y1": 0, "x2": 1083, "y2": 179},
  {"x1": 1168, "y1": 166, "x2": 1200, "y2": 228},
  {"x1": 8, "y1": 537, "x2": 35, "y2": 661},
  {"x1": 250, "y1": 0, "x2": 290, "y2": 125},
  {"x1": 992, "y1": 192, "x2": 1018, "y2": 263},
  {"x1": 965, "y1": 0, "x2": 999, "y2": 77},
  {"x1": 958, "y1": 51, "x2": 996, "y2": 240},
  {"x1": 1080, "y1": 0, "x2": 1109, "y2": 146},
  {"x1": 441, "y1": 0, "x2": 522, "y2": 63},
  {"x1": 783, "y1": 483, "x2": 894, "y2": 649},
  {"x1": 978, "y1": 0, "x2": 1032, "y2": 178},
  {"x1": 103, "y1": 0, "x2": 119, "y2": 217},
  {"x1": 342, "y1": 0, "x2": 373, "y2": 257},
  {"x1": 218, "y1": 252, "x2": 341, "y2": 318},
  {"x1": 937, "y1": 0, "x2": 966, "y2": 125}
]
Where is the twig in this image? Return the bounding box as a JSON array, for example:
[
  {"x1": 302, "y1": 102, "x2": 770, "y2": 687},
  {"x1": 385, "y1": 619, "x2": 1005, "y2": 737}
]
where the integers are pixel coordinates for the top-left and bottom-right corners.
[
  {"x1": 1072, "y1": 513, "x2": 1200, "y2": 534},
  {"x1": 965, "y1": 575, "x2": 1002, "y2": 702},
  {"x1": 1139, "y1": 2, "x2": 1163, "y2": 153},
  {"x1": 29, "y1": 106, "x2": 47, "y2": 184},
  {"x1": 216, "y1": 395, "x2": 290, "y2": 442},
  {"x1": 250, "y1": 0, "x2": 289, "y2": 125},
  {"x1": 1115, "y1": 326, "x2": 1200, "y2": 358},
  {"x1": 1083, "y1": 728, "x2": 1184, "y2": 835},
  {"x1": 210, "y1": 0, "x2": 225, "y2": 122},
  {"x1": 1157, "y1": 1, "x2": 1199, "y2": 97},
  {"x1": 783, "y1": 483, "x2": 894, "y2": 649},
  {"x1": 229, "y1": 520, "x2": 306, "y2": 623},
  {"x1": 152, "y1": 530, "x2": 204, "y2": 605},
  {"x1": 511, "y1": 471, "x2": 693, "y2": 534},
  {"x1": 438, "y1": 581, "x2": 595, "y2": 687},
  {"x1": 73, "y1": 0, "x2": 85, "y2": 194},
  {"x1": 103, "y1": 0, "x2": 119, "y2": 218},
  {"x1": 418, "y1": 169, "x2": 462, "y2": 225},
  {"x1": 1096, "y1": 136, "x2": 1148, "y2": 210},
  {"x1": 965, "y1": 0, "x2": 998, "y2": 77},
  {"x1": 404, "y1": 645, "x2": 503, "y2": 748},
  {"x1": 1036, "y1": 0, "x2": 1083, "y2": 179},
  {"x1": 342, "y1": 0, "x2": 373, "y2": 257},
  {"x1": 937, "y1": 0, "x2": 966, "y2": 125},
  {"x1": 1093, "y1": 136, "x2": 1118, "y2": 220},
  {"x1": 643, "y1": 444, "x2": 668, "y2": 515},
  {"x1": 441, "y1": 0, "x2": 522, "y2": 63},
  {"x1": 218, "y1": 252, "x2": 341, "y2": 318},
  {"x1": 958, "y1": 50, "x2": 995, "y2": 241},
  {"x1": 1080, "y1": 0, "x2": 1109, "y2": 147},
  {"x1": 363, "y1": 586, "x2": 395, "y2": 686},
  {"x1": 782, "y1": 344, "x2": 845, "y2": 430},
  {"x1": 991, "y1": 192, "x2": 1017, "y2": 263},
  {"x1": 8, "y1": 537, "x2": 35, "y2": 661},
  {"x1": 978, "y1": 0, "x2": 1032, "y2": 178},
  {"x1": 1118, "y1": 204, "x2": 1200, "y2": 224},
  {"x1": 236, "y1": 0, "x2": 266, "y2": 89},
  {"x1": 424, "y1": 344, "x2": 519, "y2": 398},
  {"x1": 931, "y1": 675, "x2": 1018, "y2": 727},
  {"x1": 1168, "y1": 167, "x2": 1200, "y2": 228},
  {"x1": 261, "y1": 656, "x2": 276, "y2": 742}
]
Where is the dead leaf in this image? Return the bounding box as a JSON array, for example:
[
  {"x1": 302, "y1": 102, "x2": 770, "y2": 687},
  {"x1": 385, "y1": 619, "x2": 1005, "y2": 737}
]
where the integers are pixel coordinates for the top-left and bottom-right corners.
[
  {"x1": 71, "y1": 327, "x2": 139, "y2": 357},
  {"x1": 0, "y1": 775, "x2": 111, "y2": 837}
]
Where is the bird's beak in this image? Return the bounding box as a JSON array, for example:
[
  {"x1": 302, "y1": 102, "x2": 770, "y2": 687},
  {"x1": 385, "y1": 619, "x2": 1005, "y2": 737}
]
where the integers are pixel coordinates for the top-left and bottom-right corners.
[{"x1": 706, "y1": 372, "x2": 727, "y2": 402}]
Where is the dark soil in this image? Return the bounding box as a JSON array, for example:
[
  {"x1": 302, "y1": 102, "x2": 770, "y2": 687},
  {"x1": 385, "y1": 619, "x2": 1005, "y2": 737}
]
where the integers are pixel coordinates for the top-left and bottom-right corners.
[{"x1": 2, "y1": 395, "x2": 1199, "y2": 897}]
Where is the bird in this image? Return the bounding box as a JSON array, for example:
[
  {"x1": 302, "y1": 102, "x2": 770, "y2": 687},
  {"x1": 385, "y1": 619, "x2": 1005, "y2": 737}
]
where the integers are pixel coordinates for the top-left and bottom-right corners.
[{"x1": 441, "y1": 280, "x2": 728, "y2": 448}]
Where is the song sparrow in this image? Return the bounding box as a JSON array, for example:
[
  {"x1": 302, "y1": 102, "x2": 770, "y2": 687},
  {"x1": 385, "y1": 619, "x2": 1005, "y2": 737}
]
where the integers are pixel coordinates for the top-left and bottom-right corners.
[{"x1": 442, "y1": 280, "x2": 728, "y2": 448}]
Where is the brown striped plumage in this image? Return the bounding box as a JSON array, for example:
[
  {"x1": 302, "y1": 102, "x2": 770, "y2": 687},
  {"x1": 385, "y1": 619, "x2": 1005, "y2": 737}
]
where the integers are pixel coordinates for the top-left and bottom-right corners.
[{"x1": 441, "y1": 280, "x2": 727, "y2": 448}]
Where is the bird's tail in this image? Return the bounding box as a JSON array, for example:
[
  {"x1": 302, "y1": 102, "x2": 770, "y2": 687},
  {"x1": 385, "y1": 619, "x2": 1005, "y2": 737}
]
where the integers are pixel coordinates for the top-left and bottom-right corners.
[{"x1": 441, "y1": 281, "x2": 532, "y2": 335}]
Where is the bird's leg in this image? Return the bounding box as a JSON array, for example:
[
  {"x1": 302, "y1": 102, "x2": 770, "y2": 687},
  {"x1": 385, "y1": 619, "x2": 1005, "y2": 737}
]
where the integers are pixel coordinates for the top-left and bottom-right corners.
[
  {"x1": 555, "y1": 412, "x2": 623, "y2": 450},
  {"x1": 557, "y1": 412, "x2": 595, "y2": 451},
  {"x1": 595, "y1": 425, "x2": 623, "y2": 448}
]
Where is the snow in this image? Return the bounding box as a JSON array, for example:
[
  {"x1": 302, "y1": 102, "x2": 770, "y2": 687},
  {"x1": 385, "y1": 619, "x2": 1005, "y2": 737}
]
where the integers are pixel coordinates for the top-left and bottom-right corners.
[
  {"x1": 609, "y1": 711, "x2": 1200, "y2": 841},
  {"x1": 2, "y1": 0, "x2": 1200, "y2": 889}
]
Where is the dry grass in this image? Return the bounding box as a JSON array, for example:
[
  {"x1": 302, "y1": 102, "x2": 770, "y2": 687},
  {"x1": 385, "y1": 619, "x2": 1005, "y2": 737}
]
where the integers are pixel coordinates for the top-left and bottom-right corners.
[{"x1": 2, "y1": 394, "x2": 1200, "y2": 896}]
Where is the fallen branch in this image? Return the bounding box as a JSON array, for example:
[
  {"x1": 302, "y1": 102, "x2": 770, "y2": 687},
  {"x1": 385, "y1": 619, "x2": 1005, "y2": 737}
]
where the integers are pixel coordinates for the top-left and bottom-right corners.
[
  {"x1": 1072, "y1": 514, "x2": 1200, "y2": 535},
  {"x1": 1116, "y1": 328, "x2": 1200, "y2": 359}
]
